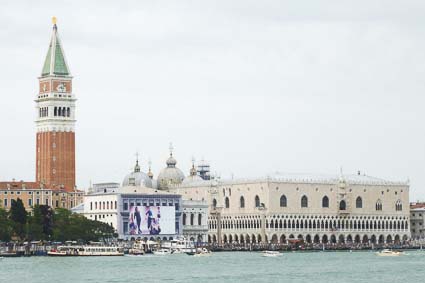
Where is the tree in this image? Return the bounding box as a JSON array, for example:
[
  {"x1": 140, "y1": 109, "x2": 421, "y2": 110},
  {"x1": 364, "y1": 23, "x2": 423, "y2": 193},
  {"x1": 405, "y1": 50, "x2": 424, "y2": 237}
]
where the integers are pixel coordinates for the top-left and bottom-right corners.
[
  {"x1": 9, "y1": 198, "x2": 27, "y2": 239},
  {"x1": 51, "y1": 208, "x2": 114, "y2": 243},
  {"x1": 0, "y1": 207, "x2": 13, "y2": 242},
  {"x1": 27, "y1": 205, "x2": 45, "y2": 241}
]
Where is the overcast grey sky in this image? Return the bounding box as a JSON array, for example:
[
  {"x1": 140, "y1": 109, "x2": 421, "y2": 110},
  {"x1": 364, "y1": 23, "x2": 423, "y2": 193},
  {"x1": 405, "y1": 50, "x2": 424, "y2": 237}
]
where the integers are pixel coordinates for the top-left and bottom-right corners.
[{"x1": 0, "y1": 0, "x2": 424, "y2": 200}]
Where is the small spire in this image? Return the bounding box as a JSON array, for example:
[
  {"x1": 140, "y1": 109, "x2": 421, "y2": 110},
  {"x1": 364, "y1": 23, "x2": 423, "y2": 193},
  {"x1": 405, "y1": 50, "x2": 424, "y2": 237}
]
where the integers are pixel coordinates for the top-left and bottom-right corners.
[
  {"x1": 190, "y1": 157, "x2": 197, "y2": 176},
  {"x1": 52, "y1": 16, "x2": 57, "y2": 30},
  {"x1": 169, "y1": 142, "x2": 174, "y2": 156},
  {"x1": 148, "y1": 159, "x2": 153, "y2": 179},
  {"x1": 134, "y1": 152, "x2": 140, "y2": 173}
]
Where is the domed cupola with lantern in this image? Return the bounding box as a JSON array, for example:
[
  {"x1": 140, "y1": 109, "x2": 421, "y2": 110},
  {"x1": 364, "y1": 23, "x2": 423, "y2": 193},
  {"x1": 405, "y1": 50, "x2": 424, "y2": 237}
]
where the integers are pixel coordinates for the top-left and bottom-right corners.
[
  {"x1": 122, "y1": 155, "x2": 153, "y2": 188},
  {"x1": 182, "y1": 158, "x2": 203, "y2": 185},
  {"x1": 157, "y1": 144, "x2": 185, "y2": 190}
]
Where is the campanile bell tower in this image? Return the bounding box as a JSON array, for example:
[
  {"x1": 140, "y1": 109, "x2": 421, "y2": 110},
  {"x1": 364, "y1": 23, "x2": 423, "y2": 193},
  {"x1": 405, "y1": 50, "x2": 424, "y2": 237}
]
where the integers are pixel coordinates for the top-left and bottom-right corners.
[{"x1": 36, "y1": 18, "x2": 76, "y2": 191}]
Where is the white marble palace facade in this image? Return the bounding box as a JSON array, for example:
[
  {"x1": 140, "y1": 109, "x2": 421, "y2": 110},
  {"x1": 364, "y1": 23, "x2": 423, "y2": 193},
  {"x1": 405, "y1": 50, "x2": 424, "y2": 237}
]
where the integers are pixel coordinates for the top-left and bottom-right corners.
[{"x1": 170, "y1": 172, "x2": 410, "y2": 245}]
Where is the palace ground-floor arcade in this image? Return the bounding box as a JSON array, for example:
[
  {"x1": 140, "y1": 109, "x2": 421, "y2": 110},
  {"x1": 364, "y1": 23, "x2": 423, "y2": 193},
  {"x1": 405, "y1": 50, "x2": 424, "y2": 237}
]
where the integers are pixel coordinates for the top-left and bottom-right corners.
[{"x1": 208, "y1": 232, "x2": 410, "y2": 245}]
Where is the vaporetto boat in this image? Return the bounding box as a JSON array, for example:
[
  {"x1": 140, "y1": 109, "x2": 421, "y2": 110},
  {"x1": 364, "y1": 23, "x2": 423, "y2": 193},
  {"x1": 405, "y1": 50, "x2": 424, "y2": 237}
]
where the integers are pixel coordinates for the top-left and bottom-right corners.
[{"x1": 47, "y1": 246, "x2": 124, "y2": 256}]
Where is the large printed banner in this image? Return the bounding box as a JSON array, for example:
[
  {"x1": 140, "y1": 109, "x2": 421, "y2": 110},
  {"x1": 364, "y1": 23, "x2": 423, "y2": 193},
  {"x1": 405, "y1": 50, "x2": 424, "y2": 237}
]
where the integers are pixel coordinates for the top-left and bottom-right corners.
[{"x1": 128, "y1": 206, "x2": 175, "y2": 235}]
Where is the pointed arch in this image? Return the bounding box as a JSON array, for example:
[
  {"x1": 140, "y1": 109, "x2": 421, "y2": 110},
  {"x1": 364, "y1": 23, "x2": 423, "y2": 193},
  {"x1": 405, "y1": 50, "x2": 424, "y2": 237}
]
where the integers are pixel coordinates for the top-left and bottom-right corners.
[
  {"x1": 375, "y1": 199, "x2": 382, "y2": 211},
  {"x1": 356, "y1": 196, "x2": 362, "y2": 208},
  {"x1": 280, "y1": 194, "x2": 287, "y2": 207},
  {"x1": 240, "y1": 196, "x2": 245, "y2": 208},
  {"x1": 225, "y1": 197, "x2": 230, "y2": 208},
  {"x1": 255, "y1": 195, "x2": 260, "y2": 208},
  {"x1": 301, "y1": 195, "x2": 308, "y2": 208},
  {"x1": 339, "y1": 200, "x2": 346, "y2": 210},
  {"x1": 395, "y1": 199, "x2": 402, "y2": 211},
  {"x1": 322, "y1": 196, "x2": 329, "y2": 208}
]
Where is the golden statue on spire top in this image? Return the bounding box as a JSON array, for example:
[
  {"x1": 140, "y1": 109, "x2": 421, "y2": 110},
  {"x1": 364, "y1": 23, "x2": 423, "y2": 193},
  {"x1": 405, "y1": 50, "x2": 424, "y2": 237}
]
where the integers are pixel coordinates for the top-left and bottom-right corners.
[{"x1": 52, "y1": 16, "x2": 57, "y2": 25}]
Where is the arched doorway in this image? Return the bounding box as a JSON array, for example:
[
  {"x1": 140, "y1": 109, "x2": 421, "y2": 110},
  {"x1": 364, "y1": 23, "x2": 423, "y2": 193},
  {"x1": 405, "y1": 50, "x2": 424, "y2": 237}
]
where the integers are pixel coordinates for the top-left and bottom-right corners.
[
  {"x1": 306, "y1": 235, "x2": 312, "y2": 243},
  {"x1": 252, "y1": 235, "x2": 256, "y2": 243},
  {"x1": 354, "y1": 235, "x2": 360, "y2": 244},
  {"x1": 271, "y1": 234, "x2": 278, "y2": 244},
  {"x1": 386, "y1": 235, "x2": 392, "y2": 244},
  {"x1": 346, "y1": 235, "x2": 353, "y2": 243},
  {"x1": 338, "y1": 235, "x2": 345, "y2": 244},
  {"x1": 229, "y1": 234, "x2": 233, "y2": 243},
  {"x1": 280, "y1": 234, "x2": 286, "y2": 244},
  {"x1": 370, "y1": 235, "x2": 376, "y2": 244},
  {"x1": 213, "y1": 235, "x2": 217, "y2": 243},
  {"x1": 313, "y1": 234, "x2": 320, "y2": 244},
  {"x1": 394, "y1": 235, "x2": 400, "y2": 244},
  {"x1": 223, "y1": 235, "x2": 228, "y2": 243},
  {"x1": 257, "y1": 235, "x2": 262, "y2": 243},
  {"x1": 322, "y1": 235, "x2": 328, "y2": 243},
  {"x1": 330, "y1": 235, "x2": 337, "y2": 244},
  {"x1": 240, "y1": 235, "x2": 245, "y2": 244},
  {"x1": 378, "y1": 235, "x2": 385, "y2": 244},
  {"x1": 234, "y1": 234, "x2": 239, "y2": 243}
]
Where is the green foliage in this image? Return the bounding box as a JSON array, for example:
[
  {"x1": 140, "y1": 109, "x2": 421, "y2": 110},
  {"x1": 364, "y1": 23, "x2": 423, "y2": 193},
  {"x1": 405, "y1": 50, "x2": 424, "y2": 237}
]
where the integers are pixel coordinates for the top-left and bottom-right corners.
[
  {"x1": 27, "y1": 205, "x2": 51, "y2": 241},
  {"x1": 9, "y1": 198, "x2": 28, "y2": 239},
  {"x1": 0, "y1": 207, "x2": 13, "y2": 242},
  {"x1": 51, "y1": 208, "x2": 115, "y2": 243},
  {"x1": 1, "y1": 204, "x2": 115, "y2": 243}
]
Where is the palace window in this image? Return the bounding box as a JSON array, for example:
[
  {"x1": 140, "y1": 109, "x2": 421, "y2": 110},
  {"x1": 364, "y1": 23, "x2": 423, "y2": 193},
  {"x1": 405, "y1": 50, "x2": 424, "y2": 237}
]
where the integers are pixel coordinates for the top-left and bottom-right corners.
[
  {"x1": 240, "y1": 196, "x2": 245, "y2": 208},
  {"x1": 280, "y1": 195, "x2": 287, "y2": 207},
  {"x1": 183, "y1": 213, "x2": 186, "y2": 225},
  {"x1": 375, "y1": 200, "x2": 382, "y2": 211},
  {"x1": 322, "y1": 196, "x2": 329, "y2": 208},
  {"x1": 395, "y1": 200, "x2": 402, "y2": 211},
  {"x1": 301, "y1": 195, "x2": 308, "y2": 208},
  {"x1": 225, "y1": 197, "x2": 230, "y2": 208},
  {"x1": 212, "y1": 199, "x2": 217, "y2": 209},
  {"x1": 198, "y1": 213, "x2": 202, "y2": 225},
  {"x1": 339, "y1": 200, "x2": 346, "y2": 210},
  {"x1": 255, "y1": 195, "x2": 261, "y2": 208},
  {"x1": 356, "y1": 196, "x2": 363, "y2": 208},
  {"x1": 190, "y1": 214, "x2": 194, "y2": 226}
]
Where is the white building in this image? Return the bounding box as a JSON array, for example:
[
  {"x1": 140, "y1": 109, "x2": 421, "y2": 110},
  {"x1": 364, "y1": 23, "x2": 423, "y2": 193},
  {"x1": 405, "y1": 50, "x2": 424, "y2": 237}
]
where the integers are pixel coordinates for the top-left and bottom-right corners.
[{"x1": 170, "y1": 171, "x2": 410, "y2": 245}]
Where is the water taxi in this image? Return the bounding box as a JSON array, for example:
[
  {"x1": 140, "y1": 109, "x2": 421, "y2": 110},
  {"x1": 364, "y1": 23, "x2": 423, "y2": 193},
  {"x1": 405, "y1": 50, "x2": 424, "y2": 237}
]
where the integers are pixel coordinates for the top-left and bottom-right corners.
[
  {"x1": 375, "y1": 249, "x2": 403, "y2": 257},
  {"x1": 262, "y1": 251, "x2": 281, "y2": 257},
  {"x1": 152, "y1": 248, "x2": 171, "y2": 255},
  {"x1": 186, "y1": 248, "x2": 212, "y2": 257},
  {"x1": 161, "y1": 238, "x2": 195, "y2": 253},
  {"x1": 47, "y1": 246, "x2": 124, "y2": 256},
  {"x1": 128, "y1": 240, "x2": 145, "y2": 255}
]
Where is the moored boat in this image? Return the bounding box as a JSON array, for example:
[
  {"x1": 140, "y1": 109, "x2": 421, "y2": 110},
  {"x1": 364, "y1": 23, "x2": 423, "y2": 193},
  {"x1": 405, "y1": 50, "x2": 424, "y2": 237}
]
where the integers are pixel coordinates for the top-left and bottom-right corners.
[
  {"x1": 47, "y1": 246, "x2": 124, "y2": 256},
  {"x1": 187, "y1": 248, "x2": 212, "y2": 257},
  {"x1": 375, "y1": 249, "x2": 403, "y2": 257},
  {"x1": 262, "y1": 251, "x2": 281, "y2": 257},
  {"x1": 152, "y1": 248, "x2": 171, "y2": 255}
]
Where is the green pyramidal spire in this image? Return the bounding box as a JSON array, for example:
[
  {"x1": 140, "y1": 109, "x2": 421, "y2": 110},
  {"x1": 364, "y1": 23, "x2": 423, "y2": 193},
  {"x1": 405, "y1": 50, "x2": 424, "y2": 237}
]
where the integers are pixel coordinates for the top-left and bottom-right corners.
[{"x1": 41, "y1": 19, "x2": 70, "y2": 77}]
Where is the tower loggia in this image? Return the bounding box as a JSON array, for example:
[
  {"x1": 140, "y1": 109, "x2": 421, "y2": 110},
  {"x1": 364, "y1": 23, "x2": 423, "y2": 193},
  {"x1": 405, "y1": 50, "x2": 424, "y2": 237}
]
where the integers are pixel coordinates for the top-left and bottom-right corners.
[{"x1": 35, "y1": 18, "x2": 76, "y2": 191}]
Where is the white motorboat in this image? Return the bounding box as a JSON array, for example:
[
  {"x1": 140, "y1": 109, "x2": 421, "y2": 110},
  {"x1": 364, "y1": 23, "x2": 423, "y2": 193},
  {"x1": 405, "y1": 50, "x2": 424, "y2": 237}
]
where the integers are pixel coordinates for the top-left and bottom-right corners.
[
  {"x1": 47, "y1": 246, "x2": 124, "y2": 256},
  {"x1": 375, "y1": 249, "x2": 403, "y2": 257},
  {"x1": 187, "y1": 248, "x2": 212, "y2": 257},
  {"x1": 129, "y1": 240, "x2": 145, "y2": 255},
  {"x1": 262, "y1": 251, "x2": 281, "y2": 257},
  {"x1": 161, "y1": 238, "x2": 196, "y2": 253},
  {"x1": 153, "y1": 248, "x2": 171, "y2": 255}
]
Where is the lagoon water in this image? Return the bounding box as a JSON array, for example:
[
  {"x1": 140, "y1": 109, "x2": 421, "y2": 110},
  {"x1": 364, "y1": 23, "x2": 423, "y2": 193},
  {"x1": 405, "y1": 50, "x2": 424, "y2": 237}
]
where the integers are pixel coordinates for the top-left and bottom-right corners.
[{"x1": 1, "y1": 251, "x2": 425, "y2": 283}]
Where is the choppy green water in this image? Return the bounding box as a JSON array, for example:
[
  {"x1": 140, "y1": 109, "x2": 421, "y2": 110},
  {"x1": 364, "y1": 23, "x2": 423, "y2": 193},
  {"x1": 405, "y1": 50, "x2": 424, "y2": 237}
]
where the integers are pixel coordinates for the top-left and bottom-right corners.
[{"x1": 1, "y1": 251, "x2": 425, "y2": 283}]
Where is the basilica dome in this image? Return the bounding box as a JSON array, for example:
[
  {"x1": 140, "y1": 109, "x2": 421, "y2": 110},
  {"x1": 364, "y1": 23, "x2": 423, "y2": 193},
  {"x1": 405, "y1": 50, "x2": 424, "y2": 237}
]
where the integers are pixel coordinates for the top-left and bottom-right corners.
[
  {"x1": 122, "y1": 160, "x2": 153, "y2": 188},
  {"x1": 157, "y1": 153, "x2": 185, "y2": 190},
  {"x1": 182, "y1": 161, "x2": 203, "y2": 185}
]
